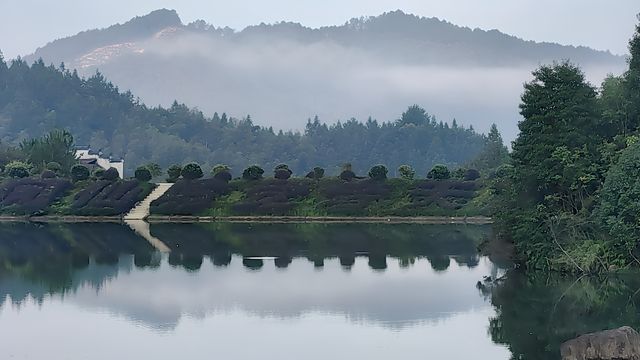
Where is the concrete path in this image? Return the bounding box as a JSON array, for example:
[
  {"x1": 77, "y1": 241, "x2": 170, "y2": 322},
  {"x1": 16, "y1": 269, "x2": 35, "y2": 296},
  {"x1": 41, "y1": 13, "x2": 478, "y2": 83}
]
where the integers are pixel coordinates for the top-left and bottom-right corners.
[{"x1": 124, "y1": 183, "x2": 173, "y2": 220}]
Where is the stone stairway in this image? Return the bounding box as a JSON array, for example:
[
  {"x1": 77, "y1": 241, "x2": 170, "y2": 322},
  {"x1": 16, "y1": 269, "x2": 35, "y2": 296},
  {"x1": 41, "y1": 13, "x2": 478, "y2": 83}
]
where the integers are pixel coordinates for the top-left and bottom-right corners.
[{"x1": 124, "y1": 183, "x2": 173, "y2": 220}]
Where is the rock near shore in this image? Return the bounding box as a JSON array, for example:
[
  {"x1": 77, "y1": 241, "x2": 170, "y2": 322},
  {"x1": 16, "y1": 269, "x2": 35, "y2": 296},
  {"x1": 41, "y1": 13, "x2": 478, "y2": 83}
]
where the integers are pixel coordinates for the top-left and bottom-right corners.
[{"x1": 561, "y1": 326, "x2": 640, "y2": 360}]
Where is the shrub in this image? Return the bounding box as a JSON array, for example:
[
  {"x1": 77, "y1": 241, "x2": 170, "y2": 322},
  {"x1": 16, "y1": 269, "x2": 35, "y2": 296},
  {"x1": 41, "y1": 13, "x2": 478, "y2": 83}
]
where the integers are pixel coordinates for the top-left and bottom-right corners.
[
  {"x1": 134, "y1": 167, "x2": 152, "y2": 182},
  {"x1": 167, "y1": 164, "x2": 182, "y2": 182},
  {"x1": 274, "y1": 164, "x2": 292, "y2": 180},
  {"x1": 274, "y1": 168, "x2": 292, "y2": 180},
  {"x1": 368, "y1": 165, "x2": 388, "y2": 181},
  {"x1": 41, "y1": 170, "x2": 56, "y2": 179},
  {"x1": 305, "y1": 166, "x2": 325, "y2": 180},
  {"x1": 464, "y1": 169, "x2": 481, "y2": 181},
  {"x1": 211, "y1": 164, "x2": 231, "y2": 175},
  {"x1": 144, "y1": 163, "x2": 162, "y2": 177},
  {"x1": 0, "y1": 178, "x2": 72, "y2": 214},
  {"x1": 427, "y1": 164, "x2": 450, "y2": 180},
  {"x1": 181, "y1": 163, "x2": 203, "y2": 180},
  {"x1": 70, "y1": 164, "x2": 90, "y2": 182},
  {"x1": 213, "y1": 171, "x2": 232, "y2": 182},
  {"x1": 243, "y1": 165, "x2": 264, "y2": 180},
  {"x1": 398, "y1": 165, "x2": 415, "y2": 180},
  {"x1": 5, "y1": 161, "x2": 31, "y2": 178},
  {"x1": 452, "y1": 168, "x2": 466, "y2": 179},
  {"x1": 339, "y1": 170, "x2": 356, "y2": 182},
  {"x1": 46, "y1": 162, "x2": 62, "y2": 173},
  {"x1": 92, "y1": 168, "x2": 105, "y2": 179},
  {"x1": 102, "y1": 167, "x2": 120, "y2": 181}
]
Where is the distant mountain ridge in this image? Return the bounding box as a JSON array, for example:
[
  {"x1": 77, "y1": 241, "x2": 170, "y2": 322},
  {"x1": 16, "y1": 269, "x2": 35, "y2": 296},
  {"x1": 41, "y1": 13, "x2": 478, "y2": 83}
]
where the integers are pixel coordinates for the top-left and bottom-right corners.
[
  {"x1": 20, "y1": 9, "x2": 628, "y2": 140},
  {"x1": 28, "y1": 8, "x2": 622, "y2": 67}
]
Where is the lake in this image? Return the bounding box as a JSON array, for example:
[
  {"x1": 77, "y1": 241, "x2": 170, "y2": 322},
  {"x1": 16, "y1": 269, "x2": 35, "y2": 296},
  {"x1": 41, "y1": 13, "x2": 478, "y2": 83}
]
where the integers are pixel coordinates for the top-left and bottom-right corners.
[{"x1": 0, "y1": 223, "x2": 636, "y2": 359}]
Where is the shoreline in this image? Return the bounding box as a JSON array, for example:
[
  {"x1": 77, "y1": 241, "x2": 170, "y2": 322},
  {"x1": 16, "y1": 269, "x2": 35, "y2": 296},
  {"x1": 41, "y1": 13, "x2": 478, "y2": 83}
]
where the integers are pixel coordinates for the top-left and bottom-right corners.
[{"x1": 0, "y1": 215, "x2": 493, "y2": 224}]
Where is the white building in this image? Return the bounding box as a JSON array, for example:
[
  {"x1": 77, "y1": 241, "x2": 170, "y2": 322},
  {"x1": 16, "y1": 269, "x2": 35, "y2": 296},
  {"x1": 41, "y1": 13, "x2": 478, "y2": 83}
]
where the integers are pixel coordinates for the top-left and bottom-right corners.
[{"x1": 75, "y1": 146, "x2": 124, "y2": 178}]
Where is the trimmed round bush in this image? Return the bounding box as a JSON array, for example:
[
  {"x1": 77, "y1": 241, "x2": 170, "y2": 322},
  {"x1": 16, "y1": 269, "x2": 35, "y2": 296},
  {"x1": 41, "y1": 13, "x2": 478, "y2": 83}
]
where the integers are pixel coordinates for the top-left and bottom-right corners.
[
  {"x1": 70, "y1": 164, "x2": 90, "y2": 182},
  {"x1": 92, "y1": 168, "x2": 105, "y2": 179},
  {"x1": 167, "y1": 164, "x2": 182, "y2": 182},
  {"x1": 243, "y1": 165, "x2": 264, "y2": 180},
  {"x1": 41, "y1": 170, "x2": 56, "y2": 179},
  {"x1": 464, "y1": 169, "x2": 481, "y2": 181},
  {"x1": 5, "y1": 161, "x2": 31, "y2": 178},
  {"x1": 211, "y1": 164, "x2": 231, "y2": 175},
  {"x1": 427, "y1": 164, "x2": 450, "y2": 180},
  {"x1": 398, "y1": 165, "x2": 415, "y2": 180},
  {"x1": 181, "y1": 163, "x2": 204, "y2": 180},
  {"x1": 275, "y1": 168, "x2": 292, "y2": 180},
  {"x1": 213, "y1": 171, "x2": 232, "y2": 182},
  {"x1": 102, "y1": 167, "x2": 120, "y2": 181},
  {"x1": 135, "y1": 167, "x2": 152, "y2": 182},
  {"x1": 46, "y1": 162, "x2": 62, "y2": 173},
  {"x1": 452, "y1": 168, "x2": 467, "y2": 179},
  {"x1": 274, "y1": 164, "x2": 292, "y2": 180},
  {"x1": 305, "y1": 167, "x2": 325, "y2": 180},
  {"x1": 368, "y1": 165, "x2": 388, "y2": 180},
  {"x1": 339, "y1": 170, "x2": 356, "y2": 182}
]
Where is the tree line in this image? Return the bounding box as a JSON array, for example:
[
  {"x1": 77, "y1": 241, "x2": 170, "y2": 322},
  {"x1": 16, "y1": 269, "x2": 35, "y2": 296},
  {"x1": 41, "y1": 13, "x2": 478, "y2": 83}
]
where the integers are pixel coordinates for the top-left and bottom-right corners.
[{"x1": 0, "y1": 54, "x2": 494, "y2": 176}]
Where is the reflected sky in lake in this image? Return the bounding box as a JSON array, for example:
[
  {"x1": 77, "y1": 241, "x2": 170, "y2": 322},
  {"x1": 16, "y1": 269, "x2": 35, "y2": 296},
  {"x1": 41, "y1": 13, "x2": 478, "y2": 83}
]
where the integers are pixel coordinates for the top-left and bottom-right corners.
[{"x1": 0, "y1": 223, "x2": 510, "y2": 360}]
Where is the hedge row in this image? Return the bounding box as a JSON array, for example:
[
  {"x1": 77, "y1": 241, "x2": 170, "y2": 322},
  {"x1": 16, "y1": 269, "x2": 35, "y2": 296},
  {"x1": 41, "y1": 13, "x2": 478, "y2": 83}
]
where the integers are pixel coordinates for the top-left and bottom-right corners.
[
  {"x1": 71, "y1": 180, "x2": 150, "y2": 215},
  {"x1": 150, "y1": 178, "x2": 230, "y2": 215},
  {"x1": 0, "y1": 178, "x2": 72, "y2": 214}
]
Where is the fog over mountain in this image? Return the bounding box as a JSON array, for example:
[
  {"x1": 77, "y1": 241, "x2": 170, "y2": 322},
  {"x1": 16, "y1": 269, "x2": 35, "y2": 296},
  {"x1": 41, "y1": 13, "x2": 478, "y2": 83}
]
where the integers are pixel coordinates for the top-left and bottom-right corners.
[{"x1": 26, "y1": 9, "x2": 627, "y2": 140}]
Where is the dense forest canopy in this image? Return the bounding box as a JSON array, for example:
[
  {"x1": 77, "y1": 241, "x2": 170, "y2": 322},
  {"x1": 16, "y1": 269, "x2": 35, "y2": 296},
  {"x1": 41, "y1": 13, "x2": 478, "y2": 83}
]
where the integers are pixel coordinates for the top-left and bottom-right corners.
[
  {"x1": 491, "y1": 16, "x2": 640, "y2": 273},
  {"x1": 0, "y1": 55, "x2": 490, "y2": 175}
]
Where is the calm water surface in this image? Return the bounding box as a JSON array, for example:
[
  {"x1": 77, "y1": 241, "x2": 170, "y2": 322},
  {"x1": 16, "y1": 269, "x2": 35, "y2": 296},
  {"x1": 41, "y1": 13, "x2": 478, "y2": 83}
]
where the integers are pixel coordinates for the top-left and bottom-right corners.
[{"x1": 1, "y1": 223, "x2": 637, "y2": 359}]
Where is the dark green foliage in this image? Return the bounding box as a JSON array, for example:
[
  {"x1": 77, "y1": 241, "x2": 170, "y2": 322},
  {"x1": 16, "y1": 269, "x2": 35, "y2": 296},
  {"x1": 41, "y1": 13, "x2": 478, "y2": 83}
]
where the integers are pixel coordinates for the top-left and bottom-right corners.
[
  {"x1": 397, "y1": 165, "x2": 415, "y2": 180},
  {"x1": 464, "y1": 169, "x2": 481, "y2": 181},
  {"x1": 0, "y1": 59, "x2": 486, "y2": 175},
  {"x1": 339, "y1": 170, "x2": 356, "y2": 182},
  {"x1": 452, "y1": 168, "x2": 466, "y2": 179},
  {"x1": 427, "y1": 164, "x2": 450, "y2": 180},
  {"x1": 368, "y1": 165, "x2": 388, "y2": 180},
  {"x1": 70, "y1": 164, "x2": 89, "y2": 182},
  {"x1": 0, "y1": 178, "x2": 71, "y2": 214},
  {"x1": 274, "y1": 164, "x2": 292, "y2": 180},
  {"x1": 92, "y1": 168, "x2": 105, "y2": 179},
  {"x1": 19, "y1": 130, "x2": 77, "y2": 175},
  {"x1": 134, "y1": 167, "x2": 152, "y2": 182},
  {"x1": 318, "y1": 179, "x2": 391, "y2": 215},
  {"x1": 166, "y1": 164, "x2": 182, "y2": 182},
  {"x1": 144, "y1": 163, "x2": 162, "y2": 177},
  {"x1": 467, "y1": 123, "x2": 509, "y2": 173},
  {"x1": 305, "y1": 167, "x2": 325, "y2": 180},
  {"x1": 243, "y1": 165, "x2": 264, "y2": 180},
  {"x1": 274, "y1": 168, "x2": 292, "y2": 180},
  {"x1": 151, "y1": 179, "x2": 230, "y2": 215},
  {"x1": 5, "y1": 161, "x2": 30, "y2": 178},
  {"x1": 46, "y1": 162, "x2": 62, "y2": 173},
  {"x1": 40, "y1": 170, "x2": 56, "y2": 179},
  {"x1": 102, "y1": 167, "x2": 119, "y2": 181},
  {"x1": 213, "y1": 171, "x2": 232, "y2": 182},
  {"x1": 181, "y1": 163, "x2": 203, "y2": 180},
  {"x1": 595, "y1": 142, "x2": 640, "y2": 262},
  {"x1": 72, "y1": 180, "x2": 150, "y2": 215},
  {"x1": 211, "y1": 164, "x2": 230, "y2": 175}
]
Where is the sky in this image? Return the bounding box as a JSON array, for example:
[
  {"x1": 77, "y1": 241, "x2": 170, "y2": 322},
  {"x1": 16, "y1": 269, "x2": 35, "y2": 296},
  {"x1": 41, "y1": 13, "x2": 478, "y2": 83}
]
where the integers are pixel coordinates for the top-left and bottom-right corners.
[{"x1": 0, "y1": 0, "x2": 638, "y2": 60}]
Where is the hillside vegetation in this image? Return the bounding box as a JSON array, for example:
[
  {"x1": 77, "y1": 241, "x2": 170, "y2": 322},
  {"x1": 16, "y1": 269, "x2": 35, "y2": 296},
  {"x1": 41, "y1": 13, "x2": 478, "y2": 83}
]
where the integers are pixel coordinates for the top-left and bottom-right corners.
[{"x1": 0, "y1": 55, "x2": 488, "y2": 175}]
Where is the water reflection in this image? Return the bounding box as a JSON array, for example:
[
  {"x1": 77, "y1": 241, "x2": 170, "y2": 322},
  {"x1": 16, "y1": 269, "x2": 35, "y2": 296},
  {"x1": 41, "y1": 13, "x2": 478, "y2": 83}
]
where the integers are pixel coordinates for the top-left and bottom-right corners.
[
  {"x1": 0, "y1": 222, "x2": 511, "y2": 360},
  {"x1": 482, "y1": 272, "x2": 640, "y2": 360}
]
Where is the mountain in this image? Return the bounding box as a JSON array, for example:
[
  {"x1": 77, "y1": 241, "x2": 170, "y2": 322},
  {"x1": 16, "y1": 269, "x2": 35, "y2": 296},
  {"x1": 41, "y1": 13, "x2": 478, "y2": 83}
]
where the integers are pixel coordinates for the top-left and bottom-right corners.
[{"x1": 23, "y1": 9, "x2": 628, "y2": 139}]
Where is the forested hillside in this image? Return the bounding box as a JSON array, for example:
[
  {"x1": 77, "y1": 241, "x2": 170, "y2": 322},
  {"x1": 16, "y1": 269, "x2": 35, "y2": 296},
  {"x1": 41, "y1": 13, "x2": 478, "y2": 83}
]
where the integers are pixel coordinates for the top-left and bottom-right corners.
[
  {"x1": 0, "y1": 56, "x2": 487, "y2": 175},
  {"x1": 24, "y1": 9, "x2": 626, "y2": 139}
]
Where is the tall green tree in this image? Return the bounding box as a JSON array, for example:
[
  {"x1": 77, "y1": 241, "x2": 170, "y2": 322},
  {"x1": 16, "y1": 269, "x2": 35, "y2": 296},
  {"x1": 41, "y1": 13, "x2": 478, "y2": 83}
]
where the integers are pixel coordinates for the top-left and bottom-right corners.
[
  {"x1": 468, "y1": 123, "x2": 509, "y2": 173},
  {"x1": 19, "y1": 130, "x2": 78, "y2": 175}
]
